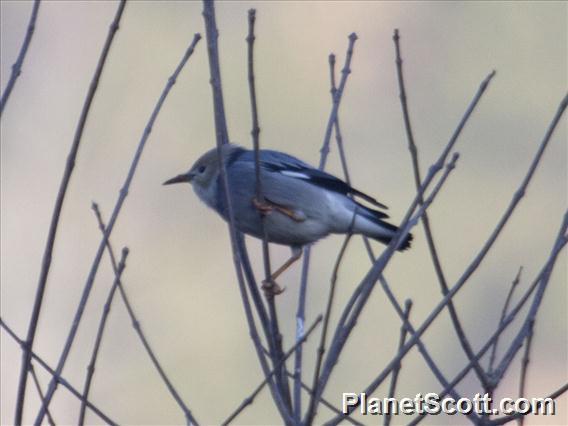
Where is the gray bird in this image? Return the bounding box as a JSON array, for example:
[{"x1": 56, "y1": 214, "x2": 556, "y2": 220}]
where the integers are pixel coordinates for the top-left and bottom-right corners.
[{"x1": 164, "y1": 144, "x2": 412, "y2": 294}]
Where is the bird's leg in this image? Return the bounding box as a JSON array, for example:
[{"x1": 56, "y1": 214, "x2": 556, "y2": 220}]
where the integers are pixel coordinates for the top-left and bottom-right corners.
[
  {"x1": 252, "y1": 197, "x2": 306, "y2": 222},
  {"x1": 272, "y1": 205, "x2": 306, "y2": 222},
  {"x1": 262, "y1": 247, "x2": 303, "y2": 296}
]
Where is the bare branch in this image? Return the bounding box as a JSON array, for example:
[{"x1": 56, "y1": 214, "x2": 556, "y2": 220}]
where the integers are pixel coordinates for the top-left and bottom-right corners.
[
  {"x1": 202, "y1": 0, "x2": 229, "y2": 145},
  {"x1": 78, "y1": 236, "x2": 128, "y2": 426},
  {"x1": 304, "y1": 32, "x2": 358, "y2": 424},
  {"x1": 393, "y1": 27, "x2": 491, "y2": 390},
  {"x1": 14, "y1": 2, "x2": 126, "y2": 423},
  {"x1": 491, "y1": 214, "x2": 568, "y2": 385},
  {"x1": 246, "y1": 7, "x2": 292, "y2": 410},
  {"x1": 34, "y1": 31, "x2": 202, "y2": 424},
  {"x1": 409, "y1": 214, "x2": 567, "y2": 425},
  {"x1": 0, "y1": 319, "x2": 117, "y2": 425},
  {"x1": 328, "y1": 53, "x2": 351, "y2": 183},
  {"x1": 319, "y1": 33, "x2": 357, "y2": 168},
  {"x1": 202, "y1": 1, "x2": 292, "y2": 420},
  {"x1": 307, "y1": 232, "x2": 353, "y2": 421},
  {"x1": 489, "y1": 383, "x2": 568, "y2": 425},
  {"x1": 377, "y1": 273, "x2": 479, "y2": 424},
  {"x1": 29, "y1": 364, "x2": 55, "y2": 426},
  {"x1": 384, "y1": 299, "x2": 412, "y2": 426},
  {"x1": 320, "y1": 152, "x2": 461, "y2": 424},
  {"x1": 222, "y1": 315, "x2": 322, "y2": 425},
  {"x1": 517, "y1": 319, "x2": 535, "y2": 426},
  {"x1": 488, "y1": 267, "x2": 523, "y2": 373},
  {"x1": 285, "y1": 372, "x2": 363, "y2": 426},
  {"x1": 91, "y1": 203, "x2": 198, "y2": 425},
  {"x1": 0, "y1": 0, "x2": 40, "y2": 116},
  {"x1": 327, "y1": 90, "x2": 566, "y2": 424}
]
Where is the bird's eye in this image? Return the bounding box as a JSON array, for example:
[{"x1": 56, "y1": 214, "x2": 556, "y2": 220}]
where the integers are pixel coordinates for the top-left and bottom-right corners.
[{"x1": 198, "y1": 165, "x2": 206, "y2": 173}]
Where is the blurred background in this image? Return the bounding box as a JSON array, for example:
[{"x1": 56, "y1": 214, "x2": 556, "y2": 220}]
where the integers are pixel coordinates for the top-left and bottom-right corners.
[{"x1": 1, "y1": 1, "x2": 566, "y2": 424}]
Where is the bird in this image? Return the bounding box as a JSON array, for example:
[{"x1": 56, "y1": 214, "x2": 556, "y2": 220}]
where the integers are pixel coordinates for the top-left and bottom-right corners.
[{"x1": 164, "y1": 143, "x2": 412, "y2": 295}]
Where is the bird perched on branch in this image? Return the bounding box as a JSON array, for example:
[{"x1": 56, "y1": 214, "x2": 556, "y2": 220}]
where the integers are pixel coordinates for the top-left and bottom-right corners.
[{"x1": 164, "y1": 144, "x2": 412, "y2": 295}]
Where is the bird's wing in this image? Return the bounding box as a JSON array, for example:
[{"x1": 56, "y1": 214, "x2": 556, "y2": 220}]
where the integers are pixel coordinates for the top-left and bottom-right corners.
[{"x1": 256, "y1": 149, "x2": 389, "y2": 210}]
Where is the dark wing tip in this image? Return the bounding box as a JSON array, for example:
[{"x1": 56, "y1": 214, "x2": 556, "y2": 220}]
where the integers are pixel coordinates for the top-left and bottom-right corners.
[
  {"x1": 351, "y1": 188, "x2": 389, "y2": 210},
  {"x1": 397, "y1": 232, "x2": 413, "y2": 251}
]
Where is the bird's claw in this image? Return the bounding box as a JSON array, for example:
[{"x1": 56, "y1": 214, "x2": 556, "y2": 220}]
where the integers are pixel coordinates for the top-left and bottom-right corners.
[
  {"x1": 252, "y1": 197, "x2": 274, "y2": 216},
  {"x1": 262, "y1": 279, "x2": 285, "y2": 297}
]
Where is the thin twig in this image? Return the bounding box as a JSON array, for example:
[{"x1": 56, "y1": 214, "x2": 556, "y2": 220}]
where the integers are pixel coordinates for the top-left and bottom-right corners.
[
  {"x1": 489, "y1": 382, "x2": 568, "y2": 425},
  {"x1": 326, "y1": 68, "x2": 496, "y2": 375},
  {"x1": 91, "y1": 203, "x2": 198, "y2": 425},
  {"x1": 0, "y1": 0, "x2": 40, "y2": 116},
  {"x1": 329, "y1": 53, "x2": 351, "y2": 183},
  {"x1": 377, "y1": 273, "x2": 479, "y2": 425},
  {"x1": 491, "y1": 214, "x2": 568, "y2": 385},
  {"x1": 78, "y1": 231, "x2": 129, "y2": 426},
  {"x1": 294, "y1": 241, "x2": 311, "y2": 420},
  {"x1": 34, "y1": 31, "x2": 201, "y2": 425},
  {"x1": 319, "y1": 33, "x2": 358, "y2": 168},
  {"x1": 384, "y1": 299, "x2": 412, "y2": 426},
  {"x1": 404, "y1": 214, "x2": 568, "y2": 426},
  {"x1": 29, "y1": 364, "x2": 55, "y2": 426},
  {"x1": 14, "y1": 2, "x2": 126, "y2": 424},
  {"x1": 202, "y1": 1, "x2": 293, "y2": 421},
  {"x1": 303, "y1": 32, "x2": 358, "y2": 425},
  {"x1": 246, "y1": 7, "x2": 292, "y2": 410},
  {"x1": 517, "y1": 319, "x2": 535, "y2": 426},
  {"x1": 488, "y1": 266, "x2": 523, "y2": 373},
  {"x1": 202, "y1": 0, "x2": 229, "y2": 145},
  {"x1": 393, "y1": 27, "x2": 491, "y2": 391},
  {"x1": 307, "y1": 231, "x2": 353, "y2": 422},
  {"x1": 284, "y1": 372, "x2": 363, "y2": 426},
  {"x1": 0, "y1": 319, "x2": 117, "y2": 425},
  {"x1": 317, "y1": 151, "x2": 462, "y2": 425},
  {"x1": 222, "y1": 315, "x2": 322, "y2": 425},
  {"x1": 247, "y1": 8, "x2": 272, "y2": 288},
  {"x1": 325, "y1": 80, "x2": 566, "y2": 426}
]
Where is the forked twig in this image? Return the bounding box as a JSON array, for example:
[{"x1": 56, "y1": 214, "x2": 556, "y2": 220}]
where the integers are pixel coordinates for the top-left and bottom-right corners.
[
  {"x1": 408, "y1": 213, "x2": 567, "y2": 425},
  {"x1": 78, "y1": 238, "x2": 128, "y2": 425},
  {"x1": 34, "y1": 31, "x2": 202, "y2": 425},
  {"x1": 202, "y1": 1, "x2": 292, "y2": 420},
  {"x1": 327, "y1": 83, "x2": 568, "y2": 425},
  {"x1": 91, "y1": 203, "x2": 198, "y2": 425},
  {"x1": 303, "y1": 32, "x2": 358, "y2": 424},
  {"x1": 491, "y1": 215, "x2": 567, "y2": 384},
  {"x1": 488, "y1": 266, "x2": 523, "y2": 373},
  {"x1": 393, "y1": 27, "x2": 491, "y2": 391},
  {"x1": 0, "y1": 319, "x2": 117, "y2": 425},
  {"x1": 222, "y1": 315, "x2": 322, "y2": 425},
  {"x1": 318, "y1": 148, "x2": 463, "y2": 424},
  {"x1": 14, "y1": 2, "x2": 126, "y2": 423},
  {"x1": 377, "y1": 272, "x2": 479, "y2": 424}
]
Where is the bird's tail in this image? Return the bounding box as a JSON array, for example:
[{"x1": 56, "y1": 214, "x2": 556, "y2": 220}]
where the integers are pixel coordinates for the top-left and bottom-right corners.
[{"x1": 353, "y1": 204, "x2": 413, "y2": 251}]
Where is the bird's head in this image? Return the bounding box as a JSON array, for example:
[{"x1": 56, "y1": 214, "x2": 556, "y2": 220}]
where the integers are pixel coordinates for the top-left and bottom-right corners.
[{"x1": 163, "y1": 144, "x2": 241, "y2": 202}]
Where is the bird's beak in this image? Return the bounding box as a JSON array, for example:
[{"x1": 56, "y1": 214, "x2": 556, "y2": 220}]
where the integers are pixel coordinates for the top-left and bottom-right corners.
[{"x1": 163, "y1": 172, "x2": 193, "y2": 186}]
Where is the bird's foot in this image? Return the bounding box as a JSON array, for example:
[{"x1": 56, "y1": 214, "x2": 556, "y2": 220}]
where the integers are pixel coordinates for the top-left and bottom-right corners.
[
  {"x1": 252, "y1": 197, "x2": 306, "y2": 222},
  {"x1": 252, "y1": 197, "x2": 274, "y2": 216},
  {"x1": 262, "y1": 279, "x2": 285, "y2": 297}
]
